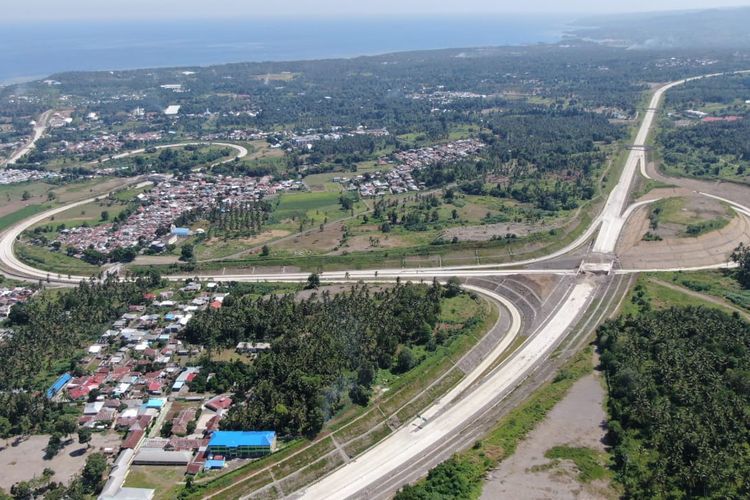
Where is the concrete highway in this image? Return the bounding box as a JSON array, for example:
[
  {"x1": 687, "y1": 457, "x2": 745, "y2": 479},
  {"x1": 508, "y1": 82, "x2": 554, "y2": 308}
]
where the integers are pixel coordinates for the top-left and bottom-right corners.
[
  {"x1": 0, "y1": 71, "x2": 748, "y2": 499},
  {"x1": 297, "y1": 280, "x2": 594, "y2": 499},
  {"x1": 90, "y1": 141, "x2": 248, "y2": 167}
]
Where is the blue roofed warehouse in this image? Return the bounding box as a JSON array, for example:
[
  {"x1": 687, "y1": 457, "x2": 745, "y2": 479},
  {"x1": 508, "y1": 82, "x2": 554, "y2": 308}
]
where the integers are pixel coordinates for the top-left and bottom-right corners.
[{"x1": 207, "y1": 431, "x2": 277, "y2": 458}]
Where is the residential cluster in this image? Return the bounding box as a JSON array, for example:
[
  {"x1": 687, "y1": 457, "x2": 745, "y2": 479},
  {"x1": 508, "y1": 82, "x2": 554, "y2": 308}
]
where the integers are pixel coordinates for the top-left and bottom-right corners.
[
  {"x1": 337, "y1": 138, "x2": 485, "y2": 197},
  {"x1": 43, "y1": 281, "x2": 276, "y2": 500},
  {"x1": 337, "y1": 165, "x2": 421, "y2": 197},
  {"x1": 392, "y1": 138, "x2": 485, "y2": 169},
  {"x1": 52, "y1": 174, "x2": 303, "y2": 257},
  {"x1": 0, "y1": 168, "x2": 61, "y2": 184},
  {"x1": 288, "y1": 125, "x2": 390, "y2": 149},
  {"x1": 0, "y1": 286, "x2": 36, "y2": 318},
  {"x1": 409, "y1": 89, "x2": 488, "y2": 104},
  {"x1": 61, "y1": 134, "x2": 124, "y2": 155}
]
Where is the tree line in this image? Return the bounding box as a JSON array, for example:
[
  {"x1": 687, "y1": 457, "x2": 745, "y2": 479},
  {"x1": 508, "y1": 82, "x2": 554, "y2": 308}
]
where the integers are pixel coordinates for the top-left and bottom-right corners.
[
  {"x1": 183, "y1": 282, "x2": 466, "y2": 437},
  {"x1": 597, "y1": 306, "x2": 750, "y2": 498}
]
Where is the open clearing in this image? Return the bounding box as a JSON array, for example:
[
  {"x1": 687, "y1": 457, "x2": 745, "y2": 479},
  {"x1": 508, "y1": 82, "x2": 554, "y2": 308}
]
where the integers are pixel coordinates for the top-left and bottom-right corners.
[
  {"x1": 196, "y1": 230, "x2": 291, "y2": 260},
  {"x1": 0, "y1": 432, "x2": 121, "y2": 490},
  {"x1": 617, "y1": 193, "x2": 749, "y2": 269},
  {"x1": 481, "y1": 370, "x2": 616, "y2": 500},
  {"x1": 124, "y1": 465, "x2": 186, "y2": 500}
]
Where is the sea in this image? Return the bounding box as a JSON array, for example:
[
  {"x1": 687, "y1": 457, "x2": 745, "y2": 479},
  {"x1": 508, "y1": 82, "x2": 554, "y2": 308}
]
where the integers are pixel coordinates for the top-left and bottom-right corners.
[{"x1": 0, "y1": 16, "x2": 573, "y2": 85}]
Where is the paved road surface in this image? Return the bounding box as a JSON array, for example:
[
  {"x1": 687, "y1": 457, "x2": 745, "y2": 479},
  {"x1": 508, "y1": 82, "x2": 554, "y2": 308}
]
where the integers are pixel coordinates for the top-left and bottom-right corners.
[
  {"x1": 297, "y1": 281, "x2": 594, "y2": 499},
  {"x1": 0, "y1": 71, "x2": 748, "y2": 500},
  {"x1": 5, "y1": 109, "x2": 53, "y2": 165},
  {"x1": 90, "y1": 141, "x2": 248, "y2": 167}
]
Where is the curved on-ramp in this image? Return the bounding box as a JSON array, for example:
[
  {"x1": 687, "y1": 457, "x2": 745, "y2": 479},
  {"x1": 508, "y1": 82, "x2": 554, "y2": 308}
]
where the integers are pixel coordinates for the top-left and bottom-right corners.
[
  {"x1": 91, "y1": 141, "x2": 248, "y2": 166},
  {"x1": 296, "y1": 280, "x2": 595, "y2": 499}
]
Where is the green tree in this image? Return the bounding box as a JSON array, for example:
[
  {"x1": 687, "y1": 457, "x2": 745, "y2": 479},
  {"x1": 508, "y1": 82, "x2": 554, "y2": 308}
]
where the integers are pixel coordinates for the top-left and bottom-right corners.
[
  {"x1": 349, "y1": 384, "x2": 371, "y2": 406},
  {"x1": 395, "y1": 348, "x2": 416, "y2": 374},
  {"x1": 731, "y1": 242, "x2": 750, "y2": 288},
  {"x1": 81, "y1": 453, "x2": 107, "y2": 494},
  {"x1": 180, "y1": 244, "x2": 195, "y2": 262},
  {"x1": 9, "y1": 481, "x2": 31, "y2": 500},
  {"x1": 100, "y1": 210, "x2": 109, "y2": 221},
  {"x1": 305, "y1": 273, "x2": 321, "y2": 290},
  {"x1": 261, "y1": 244, "x2": 270, "y2": 257},
  {"x1": 44, "y1": 433, "x2": 63, "y2": 459},
  {"x1": 444, "y1": 277, "x2": 462, "y2": 298},
  {"x1": 0, "y1": 416, "x2": 10, "y2": 439},
  {"x1": 55, "y1": 414, "x2": 78, "y2": 437},
  {"x1": 78, "y1": 427, "x2": 92, "y2": 448}
]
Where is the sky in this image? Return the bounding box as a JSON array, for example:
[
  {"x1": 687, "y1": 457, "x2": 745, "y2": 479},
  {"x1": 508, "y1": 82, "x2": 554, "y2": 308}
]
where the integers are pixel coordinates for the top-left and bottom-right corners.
[{"x1": 4, "y1": 0, "x2": 750, "y2": 22}]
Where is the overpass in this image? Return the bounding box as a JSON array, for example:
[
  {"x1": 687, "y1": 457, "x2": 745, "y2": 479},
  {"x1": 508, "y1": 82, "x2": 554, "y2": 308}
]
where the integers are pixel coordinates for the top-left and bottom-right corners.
[{"x1": 0, "y1": 72, "x2": 748, "y2": 500}]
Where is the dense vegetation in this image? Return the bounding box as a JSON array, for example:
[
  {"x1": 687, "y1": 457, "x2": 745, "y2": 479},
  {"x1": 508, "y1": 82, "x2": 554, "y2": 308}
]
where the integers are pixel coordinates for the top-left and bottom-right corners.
[
  {"x1": 183, "y1": 281, "x2": 469, "y2": 437},
  {"x1": 597, "y1": 307, "x2": 750, "y2": 498},
  {"x1": 659, "y1": 74, "x2": 750, "y2": 180},
  {"x1": 659, "y1": 119, "x2": 750, "y2": 178}
]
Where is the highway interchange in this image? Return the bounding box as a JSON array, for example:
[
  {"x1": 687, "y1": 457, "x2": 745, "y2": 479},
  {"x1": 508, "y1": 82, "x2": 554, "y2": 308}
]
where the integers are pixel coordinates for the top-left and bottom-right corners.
[{"x1": 2, "y1": 71, "x2": 749, "y2": 499}]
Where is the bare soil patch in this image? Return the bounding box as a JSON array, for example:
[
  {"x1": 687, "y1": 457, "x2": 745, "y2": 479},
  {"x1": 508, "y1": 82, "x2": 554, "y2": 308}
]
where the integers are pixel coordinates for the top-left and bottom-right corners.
[
  {"x1": 618, "y1": 200, "x2": 750, "y2": 269},
  {"x1": 133, "y1": 255, "x2": 181, "y2": 265},
  {"x1": 481, "y1": 372, "x2": 615, "y2": 500},
  {"x1": 335, "y1": 232, "x2": 411, "y2": 253},
  {"x1": 276, "y1": 223, "x2": 344, "y2": 254},
  {"x1": 0, "y1": 432, "x2": 122, "y2": 490},
  {"x1": 441, "y1": 220, "x2": 562, "y2": 242}
]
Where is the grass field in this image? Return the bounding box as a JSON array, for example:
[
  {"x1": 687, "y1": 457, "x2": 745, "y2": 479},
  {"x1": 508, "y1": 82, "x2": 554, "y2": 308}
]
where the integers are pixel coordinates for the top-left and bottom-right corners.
[
  {"x1": 15, "y1": 242, "x2": 100, "y2": 277},
  {"x1": 0, "y1": 203, "x2": 53, "y2": 231},
  {"x1": 645, "y1": 270, "x2": 750, "y2": 312},
  {"x1": 32, "y1": 197, "x2": 131, "y2": 231},
  {"x1": 124, "y1": 466, "x2": 186, "y2": 500},
  {"x1": 649, "y1": 197, "x2": 732, "y2": 237},
  {"x1": 267, "y1": 191, "x2": 367, "y2": 233}
]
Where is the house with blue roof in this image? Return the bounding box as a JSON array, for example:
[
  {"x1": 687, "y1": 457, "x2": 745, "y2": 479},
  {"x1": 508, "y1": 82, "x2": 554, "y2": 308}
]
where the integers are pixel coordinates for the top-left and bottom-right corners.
[
  {"x1": 144, "y1": 398, "x2": 166, "y2": 410},
  {"x1": 46, "y1": 373, "x2": 72, "y2": 399},
  {"x1": 171, "y1": 227, "x2": 191, "y2": 237},
  {"x1": 207, "y1": 430, "x2": 277, "y2": 458}
]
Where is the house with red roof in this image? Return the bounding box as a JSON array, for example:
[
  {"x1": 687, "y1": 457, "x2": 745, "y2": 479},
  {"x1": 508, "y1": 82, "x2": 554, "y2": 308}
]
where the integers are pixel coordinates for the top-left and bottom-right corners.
[
  {"x1": 205, "y1": 395, "x2": 232, "y2": 412},
  {"x1": 68, "y1": 385, "x2": 91, "y2": 400},
  {"x1": 122, "y1": 429, "x2": 145, "y2": 449}
]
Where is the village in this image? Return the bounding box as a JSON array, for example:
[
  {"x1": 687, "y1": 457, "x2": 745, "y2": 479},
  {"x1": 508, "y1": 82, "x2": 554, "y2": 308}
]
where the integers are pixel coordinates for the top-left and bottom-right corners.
[
  {"x1": 51, "y1": 174, "x2": 304, "y2": 259},
  {"x1": 38, "y1": 279, "x2": 276, "y2": 499},
  {"x1": 0, "y1": 167, "x2": 61, "y2": 185},
  {"x1": 0, "y1": 285, "x2": 36, "y2": 318},
  {"x1": 336, "y1": 138, "x2": 485, "y2": 197}
]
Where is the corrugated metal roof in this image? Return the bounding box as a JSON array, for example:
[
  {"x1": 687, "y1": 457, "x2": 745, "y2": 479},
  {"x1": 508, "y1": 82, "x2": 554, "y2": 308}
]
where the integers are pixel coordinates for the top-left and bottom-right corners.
[
  {"x1": 133, "y1": 449, "x2": 192, "y2": 465},
  {"x1": 46, "y1": 372, "x2": 71, "y2": 398},
  {"x1": 208, "y1": 430, "x2": 276, "y2": 448}
]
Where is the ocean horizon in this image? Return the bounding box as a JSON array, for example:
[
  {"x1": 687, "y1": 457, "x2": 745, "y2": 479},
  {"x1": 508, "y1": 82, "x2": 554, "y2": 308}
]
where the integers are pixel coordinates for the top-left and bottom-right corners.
[{"x1": 0, "y1": 15, "x2": 573, "y2": 85}]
